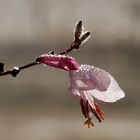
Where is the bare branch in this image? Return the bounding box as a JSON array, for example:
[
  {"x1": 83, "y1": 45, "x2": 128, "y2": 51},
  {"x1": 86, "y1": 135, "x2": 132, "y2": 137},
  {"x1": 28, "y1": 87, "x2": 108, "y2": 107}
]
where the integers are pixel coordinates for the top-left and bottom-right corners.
[
  {"x1": 0, "y1": 62, "x2": 39, "y2": 77},
  {"x1": 0, "y1": 21, "x2": 90, "y2": 77}
]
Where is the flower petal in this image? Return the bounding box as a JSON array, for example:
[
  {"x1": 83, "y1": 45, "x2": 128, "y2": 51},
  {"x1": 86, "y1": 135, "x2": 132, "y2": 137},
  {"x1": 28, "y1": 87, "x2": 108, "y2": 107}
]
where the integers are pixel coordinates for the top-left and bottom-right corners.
[
  {"x1": 69, "y1": 64, "x2": 125, "y2": 103},
  {"x1": 88, "y1": 74, "x2": 125, "y2": 102}
]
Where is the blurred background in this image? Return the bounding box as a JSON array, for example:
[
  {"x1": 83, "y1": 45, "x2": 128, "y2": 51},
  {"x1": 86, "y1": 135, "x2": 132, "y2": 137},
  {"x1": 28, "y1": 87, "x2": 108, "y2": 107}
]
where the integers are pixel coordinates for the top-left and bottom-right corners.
[{"x1": 0, "y1": 0, "x2": 140, "y2": 140}]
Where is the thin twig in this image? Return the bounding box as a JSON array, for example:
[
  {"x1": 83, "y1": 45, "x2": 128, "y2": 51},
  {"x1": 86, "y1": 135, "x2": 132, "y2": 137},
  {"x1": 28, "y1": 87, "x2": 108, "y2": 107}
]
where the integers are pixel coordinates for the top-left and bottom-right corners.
[
  {"x1": 19, "y1": 61, "x2": 39, "y2": 70},
  {"x1": 0, "y1": 21, "x2": 90, "y2": 77},
  {"x1": 0, "y1": 62, "x2": 39, "y2": 77}
]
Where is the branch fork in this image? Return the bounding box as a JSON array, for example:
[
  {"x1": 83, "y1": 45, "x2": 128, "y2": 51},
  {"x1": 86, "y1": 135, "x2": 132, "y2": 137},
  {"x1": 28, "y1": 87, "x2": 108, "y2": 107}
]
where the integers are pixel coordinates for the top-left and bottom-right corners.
[{"x1": 0, "y1": 21, "x2": 90, "y2": 77}]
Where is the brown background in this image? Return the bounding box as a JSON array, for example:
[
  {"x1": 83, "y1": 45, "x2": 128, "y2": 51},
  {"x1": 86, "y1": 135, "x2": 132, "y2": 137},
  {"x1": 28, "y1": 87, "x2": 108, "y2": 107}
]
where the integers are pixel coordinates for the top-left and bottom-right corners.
[{"x1": 0, "y1": 0, "x2": 140, "y2": 140}]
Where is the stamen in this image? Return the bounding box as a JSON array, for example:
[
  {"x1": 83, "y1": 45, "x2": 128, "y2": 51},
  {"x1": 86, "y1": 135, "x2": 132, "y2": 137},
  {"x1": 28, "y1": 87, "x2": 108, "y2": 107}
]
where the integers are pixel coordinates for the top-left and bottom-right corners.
[
  {"x1": 90, "y1": 106, "x2": 102, "y2": 123},
  {"x1": 95, "y1": 103, "x2": 104, "y2": 120},
  {"x1": 80, "y1": 99, "x2": 87, "y2": 118},
  {"x1": 86, "y1": 100, "x2": 90, "y2": 118},
  {"x1": 84, "y1": 118, "x2": 94, "y2": 128}
]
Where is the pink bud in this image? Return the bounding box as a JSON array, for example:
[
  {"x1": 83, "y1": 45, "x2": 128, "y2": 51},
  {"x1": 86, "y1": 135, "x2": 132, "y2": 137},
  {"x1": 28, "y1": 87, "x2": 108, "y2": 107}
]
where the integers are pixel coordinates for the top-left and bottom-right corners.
[{"x1": 36, "y1": 54, "x2": 79, "y2": 71}]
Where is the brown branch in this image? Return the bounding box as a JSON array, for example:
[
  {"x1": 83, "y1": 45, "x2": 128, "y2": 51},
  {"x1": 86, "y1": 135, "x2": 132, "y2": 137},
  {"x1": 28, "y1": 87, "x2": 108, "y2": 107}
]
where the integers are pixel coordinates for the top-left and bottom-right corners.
[
  {"x1": 0, "y1": 21, "x2": 90, "y2": 77},
  {"x1": 0, "y1": 62, "x2": 39, "y2": 77}
]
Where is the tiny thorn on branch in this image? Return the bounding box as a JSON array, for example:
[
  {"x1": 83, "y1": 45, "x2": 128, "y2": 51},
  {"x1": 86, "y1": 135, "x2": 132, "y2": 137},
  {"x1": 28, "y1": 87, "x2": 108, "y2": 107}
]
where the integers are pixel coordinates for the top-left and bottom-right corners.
[{"x1": 0, "y1": 21, "x2": 91, "y2": 77}]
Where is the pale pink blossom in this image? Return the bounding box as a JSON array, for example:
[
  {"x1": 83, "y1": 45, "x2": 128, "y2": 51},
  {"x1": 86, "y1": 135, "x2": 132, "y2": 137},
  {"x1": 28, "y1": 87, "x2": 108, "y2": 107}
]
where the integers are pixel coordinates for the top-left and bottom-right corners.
[{"x1": 36, "y1": 54, "x2": 125, "y2": 128}]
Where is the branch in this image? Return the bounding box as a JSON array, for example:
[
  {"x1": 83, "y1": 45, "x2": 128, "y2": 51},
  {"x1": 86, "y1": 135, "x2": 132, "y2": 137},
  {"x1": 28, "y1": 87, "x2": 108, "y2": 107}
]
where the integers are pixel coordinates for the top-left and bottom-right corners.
[
  {"x1": 0, "y1": 62, "x2": 38, "y2": 77},
  {"x1": 0, "y1": 21, "x2": 90, "y2": 77}
]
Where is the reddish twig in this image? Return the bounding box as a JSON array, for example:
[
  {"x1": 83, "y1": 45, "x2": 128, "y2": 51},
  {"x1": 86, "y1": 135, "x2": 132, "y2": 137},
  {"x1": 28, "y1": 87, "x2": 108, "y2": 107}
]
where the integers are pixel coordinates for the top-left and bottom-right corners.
[{"x1": 0, "y1": 21, "x2": 90, "y2": 77}]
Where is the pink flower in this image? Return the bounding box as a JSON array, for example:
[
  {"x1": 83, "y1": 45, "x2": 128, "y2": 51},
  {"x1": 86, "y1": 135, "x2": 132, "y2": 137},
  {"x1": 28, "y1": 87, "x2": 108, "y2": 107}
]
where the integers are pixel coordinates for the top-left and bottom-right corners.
[{"x1": 36, "y1": 54, "x2": 125, "y2": 128}]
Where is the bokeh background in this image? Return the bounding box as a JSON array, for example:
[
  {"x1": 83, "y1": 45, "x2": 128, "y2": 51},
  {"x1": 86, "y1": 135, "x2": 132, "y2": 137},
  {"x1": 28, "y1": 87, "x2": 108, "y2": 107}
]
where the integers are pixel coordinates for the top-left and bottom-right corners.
[{"x1": 0, "y1": 0, "x2": 140, "y2": 140}]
